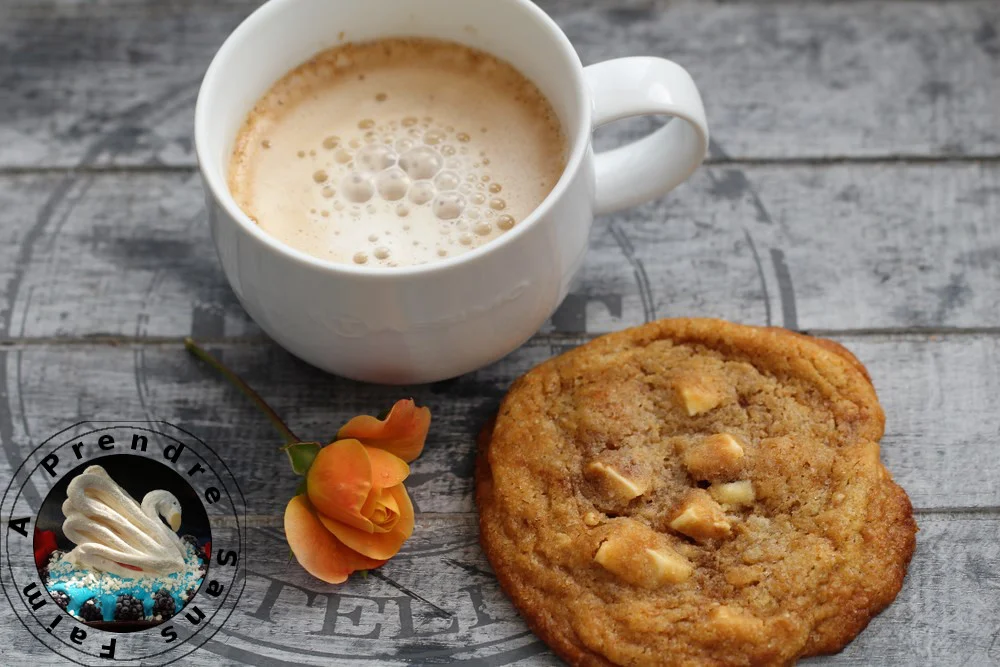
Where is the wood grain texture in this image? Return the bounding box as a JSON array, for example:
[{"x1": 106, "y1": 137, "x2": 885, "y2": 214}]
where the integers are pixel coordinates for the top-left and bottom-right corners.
[
  {"x1": 2, "y1": 0, "x2": 998, "y2": 664},
  {"x1": 2, "y1": 0, "x2": 999, "y2": 168},
  {"x1": 3, "y1": 163, "x2": 999, "y2": 340}
]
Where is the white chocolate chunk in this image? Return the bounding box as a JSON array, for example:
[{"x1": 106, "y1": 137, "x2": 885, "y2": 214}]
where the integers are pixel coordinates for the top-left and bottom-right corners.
[
  {"x1": 592, "y1": 520, "x2": 693, "y2": 587},
  {"x1": 678, "y1": 384, "x2": 723, "y2": 416},
  {"x1": 709, "y1": 480, "x2": 755, "y2": 507},
  {"x1": 669, "y1": 489, "x2": 732, "y2": 541},
  {"x1": 684, "y1": 433, "x2": 746, "y2": 481},
  {"x1": 585, "y1": 461, "x2": 646, "y2": 501}
]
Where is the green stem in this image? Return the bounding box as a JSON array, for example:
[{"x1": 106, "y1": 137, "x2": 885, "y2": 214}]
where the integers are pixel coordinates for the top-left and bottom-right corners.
[{"x1": 184, "y1": 337, "x2": 301, "y2": 445}]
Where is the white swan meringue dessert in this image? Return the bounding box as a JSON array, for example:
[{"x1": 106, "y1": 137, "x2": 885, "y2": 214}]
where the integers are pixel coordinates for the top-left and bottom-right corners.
[{"x1": 41, "y1": 465, "x2": 207, "y2": 624}]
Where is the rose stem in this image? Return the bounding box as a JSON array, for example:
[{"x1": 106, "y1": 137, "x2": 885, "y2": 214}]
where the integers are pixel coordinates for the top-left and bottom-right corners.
[{"x1": 184, "y1": 337, "x2": 301, "y2": 445}]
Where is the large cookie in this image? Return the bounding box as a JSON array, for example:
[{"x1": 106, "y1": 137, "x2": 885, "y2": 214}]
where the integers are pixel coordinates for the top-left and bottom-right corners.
[{"x1": 476, "y1": 319, "x2": 915, "y2": 666}]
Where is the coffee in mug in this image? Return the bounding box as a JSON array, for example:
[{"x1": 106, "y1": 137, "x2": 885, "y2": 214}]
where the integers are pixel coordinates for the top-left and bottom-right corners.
[{"x1": 228, "y1": 37, "x2": 566, "y2": 267}]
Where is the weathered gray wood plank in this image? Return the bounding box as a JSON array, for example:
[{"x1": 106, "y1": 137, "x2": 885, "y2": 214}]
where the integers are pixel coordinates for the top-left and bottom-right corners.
[
  {"x1": 0, "y1": 333, "x2": 997, "y2": 516},
  {"x1": 4, "y1": 163, "x2": 999, "y2": 341},
  {"x1": 2, "y1": 0, "x2": 998, "y2": 168},
  {"x1": 2, "y1": 514, "x2": 996, "y2": 665}
]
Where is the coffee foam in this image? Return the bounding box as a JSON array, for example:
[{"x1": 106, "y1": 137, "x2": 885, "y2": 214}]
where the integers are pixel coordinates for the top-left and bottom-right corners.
[{"x1": 228, "y1": 38, "x2": 566, "y2": 267}]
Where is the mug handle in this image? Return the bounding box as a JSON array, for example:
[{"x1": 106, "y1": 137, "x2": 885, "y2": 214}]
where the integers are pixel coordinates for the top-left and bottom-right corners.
[{"x1": 584, "y1": 57, "x2": 709, "y2": 216}]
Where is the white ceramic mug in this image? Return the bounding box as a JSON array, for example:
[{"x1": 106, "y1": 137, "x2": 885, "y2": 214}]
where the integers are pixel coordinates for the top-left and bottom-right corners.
[{"x1": 195, "y1": 0, "x2": 709, "y2": 384}]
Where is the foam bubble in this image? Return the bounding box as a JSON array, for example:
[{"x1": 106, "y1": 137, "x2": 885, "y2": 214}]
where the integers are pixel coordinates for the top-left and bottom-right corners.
[
  {"x1": 322, "y1": 186, "x2": 335, "y2": 198},
  {"x1": 402, "y1": 117, "x2": 419, "y2": 127},
  {"x1": 334, "y1": 148, "x2": 353, "y2": 164},
  {"x1": 297, "y1": 150, "x2": 306, "y2": 158},
  {"x1": 358, "y1": 119, "x2": 375, "y2": 129},
  {"x1": 395, "y1": 138, "x2": 415, "y2": 153},
  {"x1": 342, "y1": 173, "x2": 375, "y2": 203},
  {"x1": 489, "y1": 182, "x2": 502, "y2": 193},
  {"x1": 262, "y1": 139, "x2": 272, "y2": 149},
  {"x1": 457, "y1": 132, "x2": 471, "y2": 143},
  {"x1": 490, "y1": 198, "x2": 507, "y2": 210},
  {"x1": 353, "y1": 252, "x2": 368, "y2": 264},
  {"x1": 408, "y1": 181, "x2": 435, "y2": 205},
  {"x1": 433, "y1": 193, "x2": 465, "y2": 220},
  {"x1": 440, "y1": 145, "x2": 456, "y2": 157},
  {"x1": 355, "y1": 145, "x2": 395, "y2": 172},
  {"x1": 397, "y1": 204, "x2": 410, "y2": 217},
  {"x1": 471, "y1": 193, "x2": 486, "y2": 206},
  {"x1": 375, "y1": 168, "x2": 410, "y2": 201},
  {"x1": 424, "y1": 129, "x2": 447, "y2": 145},
  {"x1": 374, "y1": 247, "x2": 390, "y2": 260},
  {"x1": 399, "y1": 147, "x2": 443, "y2": 179},
  {"x1": 434, "y1": 171, "x2": 461, "y2": 190},
  {"x1": 473, "y1": 222, "x2": 492, "y2": 236},
  {"x1": 458, "y1": 233, "x2": 473, "y2": 246},
  {"x1": 313, "y1": 169, "x2": 328, "y2": 183},
  {"x1": 497, "y1": 214, "x2": 515, "y2": 230}
]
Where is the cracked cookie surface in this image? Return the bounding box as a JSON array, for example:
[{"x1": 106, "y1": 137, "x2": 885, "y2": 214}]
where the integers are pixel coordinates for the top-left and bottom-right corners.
[{"x1": 476, "y1": 319, "x2": 915, "y2": 666}]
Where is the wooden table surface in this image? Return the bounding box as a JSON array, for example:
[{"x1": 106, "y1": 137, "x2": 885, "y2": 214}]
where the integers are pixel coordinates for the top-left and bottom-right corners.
[{"x1": 1, "y1": 1, "x2": 999, "y2": 665}]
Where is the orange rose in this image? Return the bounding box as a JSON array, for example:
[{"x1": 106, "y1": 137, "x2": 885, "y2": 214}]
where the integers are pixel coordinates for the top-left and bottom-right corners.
[
  {"x1": 184, "y1": 338, "x2": 430, "y2": 585},
  {"x1": 285, "y1": 401, "x2": 430, "y2": 582}
]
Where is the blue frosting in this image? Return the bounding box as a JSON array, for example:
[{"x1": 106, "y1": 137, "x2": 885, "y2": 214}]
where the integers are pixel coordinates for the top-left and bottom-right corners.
[{"x1": 46, "y1": 542, "x2": 205, "y2": 622}]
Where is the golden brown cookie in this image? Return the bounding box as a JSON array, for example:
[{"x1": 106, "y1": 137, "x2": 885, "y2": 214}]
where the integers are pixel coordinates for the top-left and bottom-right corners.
[{"x1": 476, "y1": 319, "x2": 915, "y2": 666}]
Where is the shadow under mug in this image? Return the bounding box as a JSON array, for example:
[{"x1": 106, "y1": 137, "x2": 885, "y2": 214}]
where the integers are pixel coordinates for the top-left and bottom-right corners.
[{"x1": 195, "y1": 0, "x2": 709, "y2": 384}]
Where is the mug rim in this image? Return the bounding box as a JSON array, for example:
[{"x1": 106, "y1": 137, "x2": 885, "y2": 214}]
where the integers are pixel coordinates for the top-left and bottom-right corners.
[{"x1": 194, "y1": 0, "x2": 592, "y2": 279}]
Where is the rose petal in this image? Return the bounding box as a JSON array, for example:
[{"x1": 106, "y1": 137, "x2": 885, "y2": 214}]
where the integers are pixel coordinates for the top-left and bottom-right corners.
[
  {"x1": 359, "y1": 487, "x2": 380, "y2": 520},
  {"x1": 307, "y1": 439, "x2": 374, "y2": 533},
  {"x1": 338, "y1": 399, "x2": 430, "y2": 463},
  {"x1": 317, "y1": 490, "x2": 411, "y2": 562},
  {"x1": 368, "y1": 491, "x2": 401, "y2": 533},
  {"x1": 386, "y1": 483, "x2": 415, "y2": 540},
  {"x1": 365, "y1": 446, "x2": 410, "y2": 488},
  {"x1": 284, "y1": 495, "x2": 385, "y2": 584},
  {"x1": 379, "y1": 490, "x2": 400, "y2": 518}
]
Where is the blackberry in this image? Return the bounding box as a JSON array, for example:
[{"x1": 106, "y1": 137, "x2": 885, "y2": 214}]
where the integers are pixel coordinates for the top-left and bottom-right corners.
[
  {"x1": 50, "y1": 590, "x2": 69, "y2": 610},
  {"x1": 152, "y1": 589, "x2": 175, "y2": 620},
  {"x1": 114, "y1": 594, "x2": 144, "y2": 621},
  {"x1": 78, "y1": 598, "x2": 102, "y2": 622}
]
